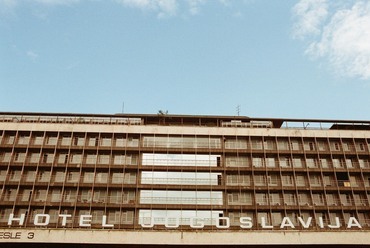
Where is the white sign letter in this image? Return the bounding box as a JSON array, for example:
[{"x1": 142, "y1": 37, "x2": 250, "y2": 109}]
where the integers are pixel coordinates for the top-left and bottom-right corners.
[
  {"x1": 328, "y1": 217, "x2": 340, "y2": 228},
  {"x1": 347, "y1": 217, "x2": 362, "y2": 229},
  {"x1": 59, "y1": 214, "x2": 72, "y2": 227},
  {"x1": 240, "y1": 217, "x2": 253, "y2": 229},
  {"x1": 216, "y1": 217, "x2": 230, "y2": 229},
  {"x1": 8, "y1": 214, "x2": 25, "y2": 226},
  {"x1": 34, "y1": 214, "x2": 50, "y2": 226},
  {"x1": 165, "y1": 217, "x2": 179, "y2": 228},
  {"x1": 79, "y1": 215, "x2": 92, "y2": 227},
  {"x1": 280, "y1": 217, "x2": 295, "y2": 229},
  {"x1": 102, "y1": 215, "x2": 114, "y2": 228},
  {"x1": 190, "y1": 217, "x2": 204, "y2": 228},
  {"x1": 140, "y1": 217, "x2": 154, "y2": 228},
  {"x1": 298, "y1": 217, "x2": 312, "y2": 229},
  {"x1": 261, "y1": 217, "x2": 273, "y2": 229}
]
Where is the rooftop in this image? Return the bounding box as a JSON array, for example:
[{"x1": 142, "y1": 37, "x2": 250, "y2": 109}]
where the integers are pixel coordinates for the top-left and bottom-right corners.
[{"x1": 0, "y1": 111, "x2": 369, "y2": 130}]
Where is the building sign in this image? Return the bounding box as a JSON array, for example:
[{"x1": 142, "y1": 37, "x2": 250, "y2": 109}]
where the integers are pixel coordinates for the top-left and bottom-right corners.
[{"x1": 4, "y1": 213, "x2": 363, "y2": 229}]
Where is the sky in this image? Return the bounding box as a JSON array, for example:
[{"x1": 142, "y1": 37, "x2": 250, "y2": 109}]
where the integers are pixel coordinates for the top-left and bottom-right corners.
[{"x1": 0, "y1": 0, "x2": 370, "y2": 120}]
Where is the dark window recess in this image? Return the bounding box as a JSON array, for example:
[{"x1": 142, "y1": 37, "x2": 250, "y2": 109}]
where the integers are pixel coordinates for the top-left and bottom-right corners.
[{"x1": 336, "y1": 172, "x2": 349, "y2": 186}]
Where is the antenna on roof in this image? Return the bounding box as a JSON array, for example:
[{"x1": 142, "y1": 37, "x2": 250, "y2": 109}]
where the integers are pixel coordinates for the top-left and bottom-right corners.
[
  {"x1": 236, "y1": 104, "x2": 241, "y2": 116},
  {"x1": 121, "y1": 101, "x2": 125, "y2": 114}
]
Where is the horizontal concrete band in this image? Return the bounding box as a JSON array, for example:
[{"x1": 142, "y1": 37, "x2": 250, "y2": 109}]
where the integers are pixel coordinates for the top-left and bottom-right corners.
[
  {"x1": 1, "y1": 229, "x2": 370, "y2": 245},
  {"x1": 0, "y1": 122, "x2": 369, "y2": 139}
]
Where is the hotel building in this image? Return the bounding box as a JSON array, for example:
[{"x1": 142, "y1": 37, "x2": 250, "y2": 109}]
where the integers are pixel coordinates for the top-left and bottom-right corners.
[{"x1": 0, "y1": 112, "x2": 370, "y2": 247}]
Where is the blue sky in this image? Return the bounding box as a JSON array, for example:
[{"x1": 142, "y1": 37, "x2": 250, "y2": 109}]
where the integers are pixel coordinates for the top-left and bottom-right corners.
[{"x1": 0, "y1": 0, "x2": 369, "y2": 119}]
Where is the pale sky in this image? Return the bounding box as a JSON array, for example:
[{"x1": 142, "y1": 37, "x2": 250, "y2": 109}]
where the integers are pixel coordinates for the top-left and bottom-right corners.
[{"x1": 1, "y1": 0, "x2": 369, "y2": 120}]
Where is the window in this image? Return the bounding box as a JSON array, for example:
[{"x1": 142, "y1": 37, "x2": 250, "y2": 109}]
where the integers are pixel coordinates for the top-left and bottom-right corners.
[
  {"x1": 359, "y1": 158, "x2": 370, "y2": 168},
  {"x1": 282, "y1": 174, "x2": 294, "y2": 186},
  {"x1": 57, "y1": 154, "x2": 69, "y2": 164},
  {"x1": 83, "y1": 172, "x2": 95, "y2": 183},
  {"x1": 317, "y1": 141, "x2": 328, "y2": 151},
  {"x1": 70, "y1": 153, "x2": 82, "y2": 164},
  {"x1": 98, "y1": 154, "x2": 110, "y2": 164},
  {"x1": 270, "y1": 193, "x2": 282, "y2": 205},
  {"x1": 5, "y1": 134, "x2": 15, "y2": 145},
  {"x1": 323, "y1": 175, "x2": 334, "y2": 186},
  {"x1": 277, "y1": 139, "x2": 289, "y2": 150},
  {"x1": 112, "y1": 172, "x2": 124, "y2": 184},
  {"x1": 121, "y1": 211, "x2": 134, "y2": 224},
  {"x1": 33, "y1": 135, "x2": 44, "y2": 145},
  {"x1": 304, "y1": 141, "x2": 315, "y2": 151},
  {"x1": 124, "y1": 172, "x2": 136, "y2": 184},
  {"x1": 140, "y1": 190, "x2": 222, "y2": 205},
  {"x1": 100, "y1": 137, "x2": 112, "y2": 146},
  {"x1": 122, "y1": 191, "x2": 135, "y2": 203},
  {"x1": 66, "y1": 171, "x2": 79, "y2": 182},
  {"x1": 17, "y1": 134, "x2": 30, "y2": 145},
  {"x1": 86, "y1": 154, "x2": 96, "y2": 164},
  {"x1": 93, "y1": 190, "x2": 107, "y2": 203},
  {"x1": 20, "y1": 189, "x2": 32, "y2": 201},
  {"x1": 256, "y1": 193, "x2": 268, "y2": 205},
  {"x1": 96, "y1": 172, "x2": 108, "y2": 183},
  {"x1": 340, "y1": 194, "x2": 353, "y2": 206},
  {"x1": 342, "y1": 141, "x2": 353, "y2": 151},
  {"x1": 279, "y1": 157, "x2": 291, "y2": 168},
  {"x1": 254, "y1": 174, "x2": 266, "y2": 186},
  {"x1": 14, "y1": 152, "x2": 26, "y2": 163},
  {"x1": 298, "y1": 193, "x2": 311, "y2": 206},
  {"x1": 292, "y1": 157, "x2": 303, "y2": 168},
  {"x1": 142, "y1": 153, "x2": 220, "y2": 167},
  {"x1": 228, "y1": 193, "x2": 252, "y2": 205},
  {"x1": 0, "y1": 170, "x2": 7, "y2": 182},
  {"x1": 320, "y1": 158, "x2": 330, "y2": 168},
  {"x1": 252, "y1": 157, "x2": 264, "y2": 167},
  {"x1": 309, "y1": 174, "x2": 322, "y2": 186},
  {"x1": 46, "y1": 135, "x2": 57, "y2": 145},
  {"x1": 263, "y1": 139, "x2": 276, "y2": 150},
  {"x1": 115, "y1": 137, "x2": 126, "y2": 147},
  {"x1": 109, "y1": 190, "x2": 122, "y2": 204},
  {"x1": 60, "y1": 136, "x2": 71, "y2": 146},
  {"x1": 9, "y1": 170, "x2": 21, "y2": 181},
  {"x1": 330, "y1": 141, "x2": 341, "y2": 151},
  {"x1": 356, "y1": 142, "x2": 366, "y2": 152},
  {"x1": 267, "y1": 174, "x2": 279, "y2": 186},
  {"x1": 251, "y1": 139, "x2": 262, "y2": 149},
  {"x1": 326, "y1": 194, "x2": 339, "y2": 206},
  {"x1": 91, "y1": 210, "x2": 104, "y2": 224},
  {"x1": 88, "y1": 136, "x2": 98, "y2": 146},
  {"x1": 295, "y1": 175, "x2": 307, "y2": 186},
  {"x1": 64, "y1": 189, "x2": 77, "y2": 202},
  {"x1": 265, "y1": 157, "x2": 276, "y2": 168},
  {"x1": 225, "y1": 139, "x2": 248, "y2": 149},
  {"x1": 225, "y1": 156, "x2": 249, "y2": 167},
  {"x1": 3, "y1": 189, "x2": 17, "y2": 201},
  {"x1": 290, "y1": 140, "x2": 300, "y2": 150},
  {"x1": 25, "y1": 170, "x2": 36, "y2": 182},
  {"x1": 29, "y1": 153, "x2": 40, "y2": 163},
  {"x1": 142, "y1": 171, "x2": 219, "y2": 186},
  {"x1": 284, "y1": 193, "x2": 297, "y2": 205},
  {"x1": 34, "y1": 189, "x2": 47, "y2": 202},
  {"x1": 226, "y1": 174, "x2": 251, "y2": 186},
  {"x1": 73, "y1": 136, "x2": 85, "y2": 146},
  {"x1": 1, "y1": 152, "x2": 12, "y2": 163},
  {"x1": 42, "y1": 153, "x2": 54, "y2": 164},
  {"x1": 332, "y1": 158, "x2": 344, "y2": 168},
  {"x1": 306, "y1": 158, "x2": 318, "y2": 168},
  {"x1": 38, "y1": 170, "x2": 51, "y2": 182},
  {"x1": 54, "y1": 171, "x2": 65, "y2": 182},
  {"x1": 80, "y1": 189, "x2": 92, "y2": 202}
]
